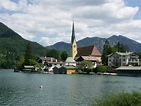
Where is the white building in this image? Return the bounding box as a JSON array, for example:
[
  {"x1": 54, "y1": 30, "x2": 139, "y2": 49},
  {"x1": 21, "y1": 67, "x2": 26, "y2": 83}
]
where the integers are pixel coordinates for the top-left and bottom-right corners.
[
  {"x1": 36, "y1": 57, "x2": 63, "y2": 71},
  {"x1": 64, "y1": 57, "x2": 76, "y2": 67},
  {"x1": 108, "y1": 52, "x2": 139, "y2": 67}
]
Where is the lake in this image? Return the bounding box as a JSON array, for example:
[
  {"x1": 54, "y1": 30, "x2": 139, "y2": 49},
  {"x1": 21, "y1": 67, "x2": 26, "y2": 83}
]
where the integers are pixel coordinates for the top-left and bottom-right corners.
[{"x1": 0, "y1": 69, "x2": 141, "y2": 106}]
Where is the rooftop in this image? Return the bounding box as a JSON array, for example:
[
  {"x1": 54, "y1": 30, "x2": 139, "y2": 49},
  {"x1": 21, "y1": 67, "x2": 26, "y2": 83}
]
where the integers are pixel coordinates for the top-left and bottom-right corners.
[
  {"x1": 116, "y1": 66, "x2": 141, "y2": 70},
  {"x1": 76, "y1": 45, "x2": 101, "y2": 57},
  {"x1": 108, "y1": 52, "x2": 135, "y2": 57},
  {"x1": 116, "y1": 52, "x2": 133, "y2": 56},
  {"x1": 76, "y1": 56, "x2": 98, "y2": 62},
  {"x1": 65, "y1": 57, "x2": 76, "y2": 63}
]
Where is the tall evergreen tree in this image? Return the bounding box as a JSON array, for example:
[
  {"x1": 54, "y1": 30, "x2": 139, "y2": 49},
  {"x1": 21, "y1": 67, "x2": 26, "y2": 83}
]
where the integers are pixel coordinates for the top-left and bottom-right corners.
[
  {"x1": 114, "y1": 42, "x2": 129, "y2": 52},
  {"x1": 102, "y1": 40, "x2": 112, "y2": 65},
  {"x1": 23, "y1": 42, "x2": 33, "y2": 65}
]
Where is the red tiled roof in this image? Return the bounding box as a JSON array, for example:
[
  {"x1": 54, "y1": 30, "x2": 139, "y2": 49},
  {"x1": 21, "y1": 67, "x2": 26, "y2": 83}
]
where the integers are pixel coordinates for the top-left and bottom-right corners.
[
  {"x1": 81, "y1": 56, "x2": 98, "y2": 61},
  {"x1": 76, "y1": 45, "x2": 101, "y2": 57},
  {"x1": 76, "y1": 56, "x2": 98, "y2": 62},
  {"x1": 37, "y1": 57, "x2": 63, "y2": 64}
]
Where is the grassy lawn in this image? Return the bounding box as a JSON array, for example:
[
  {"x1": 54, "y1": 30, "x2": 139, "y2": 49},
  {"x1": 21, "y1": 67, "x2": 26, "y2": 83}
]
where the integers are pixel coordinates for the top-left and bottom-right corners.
[{"x1": 92, "y1": 91, "x2": 141, "y2": 106}]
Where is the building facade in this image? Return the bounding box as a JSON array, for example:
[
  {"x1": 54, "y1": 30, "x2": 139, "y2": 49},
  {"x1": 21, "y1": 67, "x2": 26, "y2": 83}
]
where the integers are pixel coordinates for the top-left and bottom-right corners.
[
  {"x1": 36, "y1": 57, "x2": 63, "y2": 71},
  {"x1": 76, "y1": 45, "x2": 102, "y2": 63},
  {"x1": 108, "y1": 52, "x2": 139, "y2": 67},
  {"x1": 64, "y1": 57, "x2": 77, "y2": 74}
]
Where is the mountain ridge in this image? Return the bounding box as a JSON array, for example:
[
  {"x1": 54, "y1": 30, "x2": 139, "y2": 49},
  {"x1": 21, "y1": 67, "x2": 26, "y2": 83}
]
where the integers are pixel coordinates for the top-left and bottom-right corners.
[
  {"x1": 1, "y1": 21, "x2": 141, "y2": 56},
  {"x1": 0, "y1": 22, "x2": 48, "y2": 57},
  {"x1": 47, "y1": 35, "x2": 141, "y2": 53}
]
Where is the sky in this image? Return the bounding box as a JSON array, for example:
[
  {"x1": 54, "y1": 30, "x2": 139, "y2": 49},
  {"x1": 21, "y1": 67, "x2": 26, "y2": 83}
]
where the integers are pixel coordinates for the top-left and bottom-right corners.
[{"x1": 0, "y1": 0, "x2": 141, "y2": 46}]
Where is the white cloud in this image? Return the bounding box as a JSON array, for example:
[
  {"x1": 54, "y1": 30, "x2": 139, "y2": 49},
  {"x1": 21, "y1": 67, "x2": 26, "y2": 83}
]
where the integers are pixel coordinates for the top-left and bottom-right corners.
[
  {"x1": 0, "y1": 0, "x2": 18, "y2": 11},
  {"x1": 0, "y1": 0, "x2": 141, "y2": 46},
  {"x1": 137, "y1": 40, "x2": 141, "y2": 43},
  {"x1": 0, "y1": 0, "x2": 28, "y2": 11}
]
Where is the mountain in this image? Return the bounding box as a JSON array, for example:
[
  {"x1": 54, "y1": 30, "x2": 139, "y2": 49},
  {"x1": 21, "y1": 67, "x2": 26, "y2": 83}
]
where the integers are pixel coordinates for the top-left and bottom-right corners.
[
  {"x1": 0, "y1": 22, "x2": 48, "y2": 57},
  {"x1": 77, "y1": 37, "x2": 106, "y2": 52},
  {"x1": 0, "y1": 22, "x2": 22, "y2": 38},
  {"x1": 47, "y1": 35, "x2": 141, "y2": 53},
  {"x1": 107, "y1": 35, "x2": 141, "y2": 52},
  {"x1": 47, "y1": 42, "x2": 70, "y2": 53}
]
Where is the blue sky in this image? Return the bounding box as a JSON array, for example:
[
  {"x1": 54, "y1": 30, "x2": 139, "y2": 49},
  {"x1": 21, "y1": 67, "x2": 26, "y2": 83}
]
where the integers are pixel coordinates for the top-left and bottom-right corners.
[
  {"x1": 0, "y1": 0, "x2": 141, "y2": 46},
  {"x1": 125, "y1": 0, "x2": 141, "y2": 19}
]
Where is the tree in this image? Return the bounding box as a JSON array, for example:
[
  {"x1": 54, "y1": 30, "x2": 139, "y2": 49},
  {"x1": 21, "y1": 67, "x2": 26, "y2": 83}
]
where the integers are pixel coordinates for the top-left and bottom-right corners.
[
  {"x1": 102, "y1": 40, "x2": 112, "y2": 65},
  {"x1": 78, "y1": 60, "x2": 93, "y2": 74},
  {"x1": 23, "y1": 42, "x2": 35, "y2": 65},
  {"x1": 47, "y1": 49, "x2": 60, "y2": 60},
  {"x1": 61, "y1": 51, "x2": 68, "y2": 61},
  {"x1": 114, "y1": 42, "x2": 129, "y2": 52},
  {"x1": 16, "y1": 55, "x2": 24, "y2": 67}
]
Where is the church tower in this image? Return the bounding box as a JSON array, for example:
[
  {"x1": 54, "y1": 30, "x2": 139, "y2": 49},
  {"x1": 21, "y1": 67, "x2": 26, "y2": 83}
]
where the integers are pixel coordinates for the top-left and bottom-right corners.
[{"x1": 71, "y1": 22, "x2": 77, "y2": 59}]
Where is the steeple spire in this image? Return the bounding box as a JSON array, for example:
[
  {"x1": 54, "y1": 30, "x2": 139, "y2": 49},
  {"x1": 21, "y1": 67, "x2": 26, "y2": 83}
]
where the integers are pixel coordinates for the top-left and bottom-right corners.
[
  {"x1": 71, "y1": 21, "x2": 75, "y2": 44},
  {"x1": 70, "y1": 21, "x2": 77, "y2": 59}
]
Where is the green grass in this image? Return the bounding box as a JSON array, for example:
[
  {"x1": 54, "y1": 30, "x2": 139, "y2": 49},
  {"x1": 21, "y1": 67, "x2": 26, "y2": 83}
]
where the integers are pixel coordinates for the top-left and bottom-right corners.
[{"x1": 92, "y1": 91, "x2": 141, "y2": 106}]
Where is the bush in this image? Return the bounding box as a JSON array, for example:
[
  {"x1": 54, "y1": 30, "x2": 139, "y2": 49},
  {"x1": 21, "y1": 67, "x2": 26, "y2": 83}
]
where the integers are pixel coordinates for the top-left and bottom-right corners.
[
  {"x1": 92, "y1": 91, "x2": 141, "y2": 106},
  {"x1": 94, "y1": 65, "x2": 108, "y2": 73}
]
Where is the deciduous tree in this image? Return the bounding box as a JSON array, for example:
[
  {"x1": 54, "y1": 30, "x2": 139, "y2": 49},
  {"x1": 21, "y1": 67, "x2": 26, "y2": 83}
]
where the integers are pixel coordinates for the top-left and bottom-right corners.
[
  {"x1": 47, "y1": 49, "x2": 60, "y2": 60},
  {"x1": 79, "y1": 60, "x2": 93, "y2": 74},
  {"x1": 61, "y1": 51, "x2": 68, "y2": 61}
]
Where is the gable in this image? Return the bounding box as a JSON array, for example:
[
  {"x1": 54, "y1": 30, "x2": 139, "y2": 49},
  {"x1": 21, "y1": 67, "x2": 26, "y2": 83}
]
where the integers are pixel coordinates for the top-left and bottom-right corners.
[
  {"x1": 91, "y1": 46, "x2": 102, "y2": 56},
  {"x1": 76, "y1": 45, "x2": 101, "y2": 57}
]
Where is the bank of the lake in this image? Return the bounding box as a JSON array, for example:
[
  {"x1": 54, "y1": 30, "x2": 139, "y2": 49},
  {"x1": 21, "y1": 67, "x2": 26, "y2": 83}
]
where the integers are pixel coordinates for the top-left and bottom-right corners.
[{"x1": 0, "y1": 69, "x2": 141, "y2": 106}]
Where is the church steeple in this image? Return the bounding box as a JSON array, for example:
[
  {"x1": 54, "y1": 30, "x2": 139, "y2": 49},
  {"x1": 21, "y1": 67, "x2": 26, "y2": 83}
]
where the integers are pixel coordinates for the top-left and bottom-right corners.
[
  {"x1": 71, "y1": 21, "x2": 77, "y2": 59},
  {"x1": 71, "y1": 22, "x2": 75, "y2": 44}
]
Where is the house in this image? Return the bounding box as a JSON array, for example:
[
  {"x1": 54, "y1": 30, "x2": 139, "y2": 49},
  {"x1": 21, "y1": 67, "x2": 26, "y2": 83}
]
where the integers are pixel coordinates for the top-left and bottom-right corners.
[
  {"x1": 76, "y1": 56, "x2": 98, "y2": 62},
  {"x1": 116, "y1": 66, "x2": 141, "y2": 76},
  {"x1": 53, "y1": 66, "x2": 67, "y2": 74},
  {"x1": 36, "y1": 57, "x2": 63, "y2": 71},
  {"x1": 76, "y1": 45, "x2": 102, "y2": 63},
  {"x1": 52, "y1": 57, "x2": 77, "y2": 74},
  {"x1": 75, "y1": 56, "x2": 98, "y2": 68},
  {"x1": 64, "y1": 57, "x2": 76, "y2": 66},
  {"x1": 23, "y1": 66, "x2": 38, "y2": 72},
  {"x1": 36, "y1": 57, "x2": 57, "y2": 64},
  {"x1": 65, "y1": 65, "x2": 77, "y2": 74},
  {"x1": 108, "y1": 52, "x2": 139, "y2": 67},
  {"x1": 64, "y1": 57, "x2": 77, "y2": 74}
]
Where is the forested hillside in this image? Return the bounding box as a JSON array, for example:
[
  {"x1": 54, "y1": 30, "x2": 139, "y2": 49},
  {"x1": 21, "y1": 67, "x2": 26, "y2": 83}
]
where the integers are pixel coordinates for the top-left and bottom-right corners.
[{"x1": 0, "y1": 22, "x2": 48, "y2": 68}]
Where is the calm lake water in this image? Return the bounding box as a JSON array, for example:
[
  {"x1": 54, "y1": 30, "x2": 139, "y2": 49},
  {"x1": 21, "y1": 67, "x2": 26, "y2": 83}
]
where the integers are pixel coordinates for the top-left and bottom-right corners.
[{"x1": 0, "y1": 69, "x2": 141, "y2": 106}]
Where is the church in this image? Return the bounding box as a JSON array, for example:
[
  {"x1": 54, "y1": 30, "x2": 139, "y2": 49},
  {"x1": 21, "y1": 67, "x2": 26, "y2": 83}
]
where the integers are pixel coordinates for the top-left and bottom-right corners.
[
  {"x1": 70, "y1": 22, "x2": 102, "y2": 64},
  {"x1": 54, "y1": 22, "x2": 102, "y2": 74}
]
